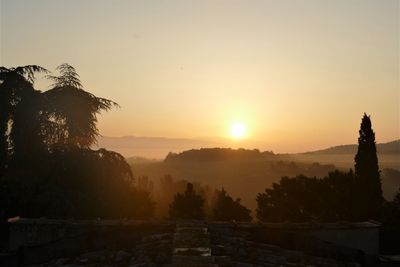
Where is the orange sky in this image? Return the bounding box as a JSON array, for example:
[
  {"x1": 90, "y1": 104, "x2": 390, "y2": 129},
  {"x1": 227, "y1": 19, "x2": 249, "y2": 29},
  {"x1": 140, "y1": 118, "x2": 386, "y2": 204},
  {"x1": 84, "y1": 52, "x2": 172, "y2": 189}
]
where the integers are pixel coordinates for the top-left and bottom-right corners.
[{"x1": 1, "y1": 0, "x2": 399, "y2": 152}]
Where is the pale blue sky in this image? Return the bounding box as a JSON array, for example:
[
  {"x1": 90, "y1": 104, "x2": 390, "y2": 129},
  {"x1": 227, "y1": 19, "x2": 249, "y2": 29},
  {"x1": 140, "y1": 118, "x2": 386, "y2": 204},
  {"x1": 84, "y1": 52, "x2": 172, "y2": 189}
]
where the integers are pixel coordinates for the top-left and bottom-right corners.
[{"x1": 1, "y1": 0, "x2": 399, "y2": 152}]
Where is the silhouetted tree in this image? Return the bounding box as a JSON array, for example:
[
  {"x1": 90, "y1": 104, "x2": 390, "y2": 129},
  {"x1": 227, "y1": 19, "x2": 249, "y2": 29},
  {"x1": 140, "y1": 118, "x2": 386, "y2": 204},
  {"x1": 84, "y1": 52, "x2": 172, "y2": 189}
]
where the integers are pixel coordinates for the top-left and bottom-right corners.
[
  {"x1": 256, "y1": 170, "x2": 357, "y2": 222},
  {"x1": 155, "y1": 175, "x2": 214, "y2": 219},
  {"x1": 256, "y1": 175, "x2": 325, "y2": 222},
  {"x1": 322, "y1": 170, "x2": 357, "y2": 221},
  {"x1": 10, "y1": 90, "x2": 48, "y2": 165},
  {"x1": 382, "y1": 188, "x2": 400, "y2": 223},
  {"x1": 354, "y1": 113, "x2": 382, "y2": 220},
  {"x1": 256, "y1": 115, "x2": 385, "y2": 222},
  {"x1": 0, "y1": 66, "x2": 48, "y2": 171},
  {"x1": 212, "y1": 188, "x2": 251, "y2": 221},
  {"x1": 136, "y1": 176, "x2": 155, "y2": 197},
  {"x1": 381, "y1": 188, "x2": 400, "y2": 254},
  {"x1": 165, "y1": 148, "x2": 273, "y2": 162},
  {"x1": 0, "y1": 148, "x2": 155, "y2": 219},
  {"x1": 0, "y1": 64, "x2": 155, "y2": 220},
  {"x1": 44, "y1": 64, "x2": 118, "y2": 149},
  {"x1": 394, "y1": 189, "x2": 400, "y2": 207},
  {"x1": 169, "y1": 183, "x2": 205, "y2": 220}
]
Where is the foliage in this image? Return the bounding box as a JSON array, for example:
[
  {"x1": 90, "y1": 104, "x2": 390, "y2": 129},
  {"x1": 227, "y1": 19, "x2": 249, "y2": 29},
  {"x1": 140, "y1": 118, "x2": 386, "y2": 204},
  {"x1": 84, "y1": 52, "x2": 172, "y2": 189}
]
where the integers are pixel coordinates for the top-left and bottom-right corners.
[
  {"x1": 154, "y1": 175, "x2": 213, "y2": 218},
  {"x1": 382, "y1": 188, "x2": 400, "y2": 224},
  {"x1": 354, "y1": 113, "x2": 383, "y2": 220},
  {"x1": 0, "y1": 148, "x2": 154, "y2": 219},
  {"x1": 380, "y1": 188, "x2": 400, "y2": 254},
  {"x1": 257, "y1": 175, "x2": 323, "y2": 222},
  {"x1": 256, "y1": 170, "x2": 360, "y2": 222},
  {"x1": 0, "y1": 66, "x2": 48, "y2": 173},
  {"x1": 0, "y1": 64, "x2": 154, "y2": 220},
  {"x1": 47, "y1": 63, "x2": 83, "y2": 88},
  {"x1": 133, "y1": 156, "x2": 336, "y2": 214},
  {"x1": 165, "y1": 147, "x2": 274, "y2": 162},
  {"x1": 169, "y1": 183, "x2": 205, "y2": 220},
  {"x1": 257, "y1": 114, "x2": 384, "y2": 222},
  {"x1": 212, "y1": 188, "x2": 251, "y2": 221},
  {"x1": 44, "y1": 63, "x2": 118, "y2": 149}
]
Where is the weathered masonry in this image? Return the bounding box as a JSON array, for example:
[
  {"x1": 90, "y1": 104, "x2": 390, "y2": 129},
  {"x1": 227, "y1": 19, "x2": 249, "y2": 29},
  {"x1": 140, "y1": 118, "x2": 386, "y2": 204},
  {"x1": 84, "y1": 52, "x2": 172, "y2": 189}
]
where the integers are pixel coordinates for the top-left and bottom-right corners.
[{"x1": 0, "y1": 218, "x2": 383, "y2": 266}]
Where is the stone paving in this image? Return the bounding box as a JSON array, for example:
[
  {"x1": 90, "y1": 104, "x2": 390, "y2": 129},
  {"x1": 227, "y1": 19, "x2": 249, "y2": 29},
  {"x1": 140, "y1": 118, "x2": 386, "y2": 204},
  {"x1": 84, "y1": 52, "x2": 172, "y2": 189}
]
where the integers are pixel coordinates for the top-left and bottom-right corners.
[
  {"x1": 25, "y1": 233, "x2": 174, "y2": 266},
  {"x1": 21, "y1": 221, "x2": 371, "y2": 266},
  {"x1": 169, "y1": 221, "x2": 218, "y2": 267}
]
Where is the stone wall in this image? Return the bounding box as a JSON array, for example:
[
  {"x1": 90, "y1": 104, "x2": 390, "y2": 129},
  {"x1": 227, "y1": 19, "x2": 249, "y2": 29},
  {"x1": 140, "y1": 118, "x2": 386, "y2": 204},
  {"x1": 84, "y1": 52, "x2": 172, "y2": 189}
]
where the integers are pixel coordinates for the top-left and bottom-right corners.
[
  {"x1": 259, "y1": 221, "x2": 380, "y2": 255},
  {"x1": 2, "y1": 218, "x2": 175, "y2": 266},
  {"x1": 0, "y1": 219, "x2": 382, "y2": 266},
  {"x1": 6, "y1": 218, "x2": 173, "y2": 251},
  {"x1": 209, "y1": 221, "x2": 380, "y2": 265}
]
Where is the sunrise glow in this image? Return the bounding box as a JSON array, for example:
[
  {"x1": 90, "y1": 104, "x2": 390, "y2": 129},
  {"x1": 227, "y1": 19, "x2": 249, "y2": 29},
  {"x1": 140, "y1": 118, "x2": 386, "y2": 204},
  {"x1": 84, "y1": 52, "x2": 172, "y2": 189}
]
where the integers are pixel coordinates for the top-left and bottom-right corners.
[{"x1": 230, "y1": 122, "x2": 246, "y2": 139}]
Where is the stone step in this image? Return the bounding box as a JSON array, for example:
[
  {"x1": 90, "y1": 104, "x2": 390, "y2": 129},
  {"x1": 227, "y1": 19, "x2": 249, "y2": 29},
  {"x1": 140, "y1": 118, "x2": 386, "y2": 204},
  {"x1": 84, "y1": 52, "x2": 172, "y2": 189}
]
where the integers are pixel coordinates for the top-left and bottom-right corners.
[
  {"x1": 174, "y1": 234, "x2": 210, "y2": 242},
  {"x1": 174, "y1": 247, "x2": 211, "y2": 256},
  {"x1": 174, "y1": 232, "x2": 210, "y2": 239},
  {"x1": 176, "y1": 221, "x2": 208, "y2": 227},
  {"x1": 172, "y1": 255, "x2": 216, "y2": 264},
  {"x1": 173, "y1": 238, "x2": 210, "y2": 248},
  {"x1": 167, "y1": 263, "x2": 218, "y2": 267},
  {"x1": 176, "y1": 227, "x2": 208, "y2": 234},
  {"x1": 172, "y1": 221, "x2": 217, "y2": 266}
]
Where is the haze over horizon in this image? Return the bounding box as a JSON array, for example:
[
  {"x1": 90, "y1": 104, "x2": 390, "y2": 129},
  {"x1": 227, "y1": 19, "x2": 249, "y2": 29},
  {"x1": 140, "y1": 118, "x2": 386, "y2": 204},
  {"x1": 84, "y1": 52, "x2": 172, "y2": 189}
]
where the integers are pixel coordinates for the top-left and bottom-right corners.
[
  {"x1": 96, "y1": 135, "x2": 400, "y2": 159},
  {"x1": 1, "y1": 0, "x2": 399, "y2": 153}
]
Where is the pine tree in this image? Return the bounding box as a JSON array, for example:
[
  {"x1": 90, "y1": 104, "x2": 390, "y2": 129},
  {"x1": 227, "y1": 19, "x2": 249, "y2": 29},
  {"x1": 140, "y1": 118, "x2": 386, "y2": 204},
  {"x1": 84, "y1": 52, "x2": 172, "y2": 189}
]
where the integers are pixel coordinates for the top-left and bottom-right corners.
[
  {"x1": 169, "y1": 183, "x2": 205, "y2": 220},
  {"x1": 213, "y1": 188, "x2": 252, "y2": 222},
  {"x1": 44, "y1": 63, "x2": 118, "y2": 149},
  {"x1": 0, "y1": 65, "x2": 48, "y2": 168},
  {"x1": 354, "y1": 113, "x2": 382, "y2": 220}
]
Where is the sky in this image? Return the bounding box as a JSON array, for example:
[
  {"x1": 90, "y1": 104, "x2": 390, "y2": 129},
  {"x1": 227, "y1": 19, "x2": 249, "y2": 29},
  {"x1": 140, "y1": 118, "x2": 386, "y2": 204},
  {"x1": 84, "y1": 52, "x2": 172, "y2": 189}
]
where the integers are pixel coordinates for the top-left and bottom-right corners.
[{"x1": 1, "y1": 0, "x2": 399, "y2": 153}]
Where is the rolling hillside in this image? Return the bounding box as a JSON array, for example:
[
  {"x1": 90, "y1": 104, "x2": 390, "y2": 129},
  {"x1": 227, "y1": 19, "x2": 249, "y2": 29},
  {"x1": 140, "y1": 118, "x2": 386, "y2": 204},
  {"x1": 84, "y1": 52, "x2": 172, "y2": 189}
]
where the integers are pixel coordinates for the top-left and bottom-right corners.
[
  {"x1": 293, "y1": 140, "x2": 400, "y2": 169},
  {"x1": 130, "y1": 142, "x2": 400, "y2": 213},
  {"x1": 131, "y1": 148, "x2": 335, "y2": 212}
]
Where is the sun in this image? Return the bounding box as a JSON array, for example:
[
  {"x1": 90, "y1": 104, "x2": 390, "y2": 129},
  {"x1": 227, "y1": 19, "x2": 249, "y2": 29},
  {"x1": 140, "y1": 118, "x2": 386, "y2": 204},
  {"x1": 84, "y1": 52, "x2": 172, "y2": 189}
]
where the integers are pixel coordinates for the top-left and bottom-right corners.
[{"x1": 230, "y1": 122, "x2": 246, "y2": 139}]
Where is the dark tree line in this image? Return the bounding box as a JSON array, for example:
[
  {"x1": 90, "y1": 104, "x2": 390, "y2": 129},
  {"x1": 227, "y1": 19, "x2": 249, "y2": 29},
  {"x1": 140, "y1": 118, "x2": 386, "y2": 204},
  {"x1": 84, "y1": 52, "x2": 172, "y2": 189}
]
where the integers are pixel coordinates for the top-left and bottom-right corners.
[
  {"x1": 212, "y1": 188, "x2": 251, "y2": 222},
  {"x1": 256, "y1": 171, "x2": 358, "y2": 222},
  {"x1": 169, "y1": 183, "x2": 205, "y2": 220},
  {"x1": 257, "y1": 114, "x2": 396, "y2": 223},
  {"x1": 165, "y1": 148, "x2": 275, "y2": 162},
  {"x1": 0, "y1": 64, "x2": 154, "y2": 219},
  {"x1": 1, "y1": 68, "x2": 397, "y2": 227},
  {"x1": 168, "y1": 183, "x2": 252, "y2": 222}
]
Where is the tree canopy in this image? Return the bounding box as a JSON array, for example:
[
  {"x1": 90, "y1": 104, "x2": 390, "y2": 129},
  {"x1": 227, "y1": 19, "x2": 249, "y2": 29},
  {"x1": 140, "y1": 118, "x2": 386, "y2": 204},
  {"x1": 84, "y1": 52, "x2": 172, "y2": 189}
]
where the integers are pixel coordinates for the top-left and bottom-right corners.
[
  {"x1": 169, "y1": 183, "x2": 205, "y2": 220},
  {"x1": 0, "y1": 65, "x2": 49, "y2": 172},
  {"x1": 354, "y1": 113, "x2": 382, "y2": 220},
  {"x1": 212, "y1": 188, "x2": 251, "y2": 222},
  {"x1": 0, "y1": 64, "x2": 154, "y2": 220},
  {"x1": 44, "y1": 63, "x2": 118, "y2": 149},
  {"x1": 256, "y1": 171, "x2": 357, "y2": 222},
  {"x1": 257, "y1": 113, "x2": 384, "y2": 223}
]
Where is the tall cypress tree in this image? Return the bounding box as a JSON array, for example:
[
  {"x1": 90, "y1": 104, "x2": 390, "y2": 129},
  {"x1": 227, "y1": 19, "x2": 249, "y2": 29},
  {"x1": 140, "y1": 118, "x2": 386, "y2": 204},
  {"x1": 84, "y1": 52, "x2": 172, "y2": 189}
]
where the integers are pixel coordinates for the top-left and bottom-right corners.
[{"x1": 354, "y1": 113, "x2": 382, "y2": 220}]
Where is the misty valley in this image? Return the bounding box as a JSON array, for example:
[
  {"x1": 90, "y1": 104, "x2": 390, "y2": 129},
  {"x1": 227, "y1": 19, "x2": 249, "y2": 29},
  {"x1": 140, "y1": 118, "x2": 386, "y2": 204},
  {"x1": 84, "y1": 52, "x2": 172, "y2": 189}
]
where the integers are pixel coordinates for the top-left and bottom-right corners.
[
  {"x1": 1, "y1": 1, "x2": 399, "y2": 265},
  {"x1": 0, "y1": 64, "x2": 399, "y2": 266}
]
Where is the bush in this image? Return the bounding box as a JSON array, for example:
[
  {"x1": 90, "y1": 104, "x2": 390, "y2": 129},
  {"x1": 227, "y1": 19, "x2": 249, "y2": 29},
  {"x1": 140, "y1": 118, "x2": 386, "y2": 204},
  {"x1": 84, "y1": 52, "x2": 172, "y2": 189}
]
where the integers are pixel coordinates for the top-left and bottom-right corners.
[
  {"x1": 212, "y1": 188, "x2": 251, "y2": 222},
  {"x1": 169, "y1": 183, "x2": 205, "y2": 220}
]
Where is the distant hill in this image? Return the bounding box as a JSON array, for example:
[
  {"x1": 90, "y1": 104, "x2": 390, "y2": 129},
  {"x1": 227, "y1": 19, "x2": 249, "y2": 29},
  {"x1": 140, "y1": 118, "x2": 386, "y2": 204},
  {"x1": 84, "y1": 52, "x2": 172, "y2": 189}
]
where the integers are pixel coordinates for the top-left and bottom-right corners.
[
  {"x1": 125, "y1": 156, "x2": 160, "y2": 165},
  {"x1": 131, "y1": 147, "x2": 336, "y2": 212},
  {"x1": 130, "y1": 144, "x2": 400, "y2": 213},
  {"x1": 96, "y1": 136, "x2": 228, "y2": 159},
  {"x1": 293, "y1": 140, "x2": 400, "y2": 170},
  {"x1": 98, "y1": 136, "x2": 399, "y2": 167},
  {"x1": 165, "y1": 148, "x2": 275, "y2": 162},
  {"x1": 301, "y1": 140, "x2": 400, "y2": 155},
  {"x1": 98, "y1": 136, "x2": 399, "y2": 209}
]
